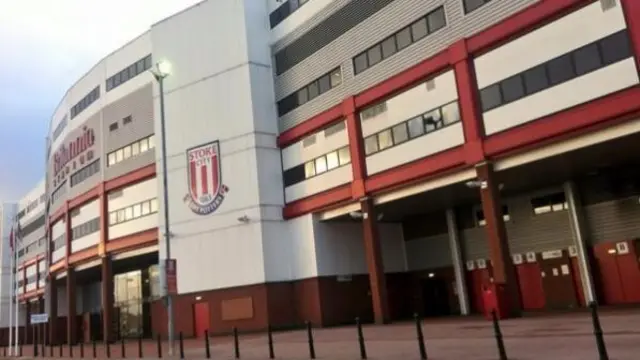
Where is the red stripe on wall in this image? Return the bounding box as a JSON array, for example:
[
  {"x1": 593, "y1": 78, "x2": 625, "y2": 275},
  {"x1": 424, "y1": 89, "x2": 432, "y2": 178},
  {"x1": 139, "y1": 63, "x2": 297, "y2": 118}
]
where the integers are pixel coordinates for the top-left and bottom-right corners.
[
  {"x1": 200, "y1": 164, "x2": 208, "y2": 195},
  {"x1": 283, "y1": 184, "x2": 352, "y2": 219},
  {"x1": 620, "y1": 0, "x2": 640, "y2": 71},
  {"x1": 211, "y1": 155, "x2": 219, "y2": 192},
  {"x1": 190, "y1": 161, "x2": 198, "y2": 198}
]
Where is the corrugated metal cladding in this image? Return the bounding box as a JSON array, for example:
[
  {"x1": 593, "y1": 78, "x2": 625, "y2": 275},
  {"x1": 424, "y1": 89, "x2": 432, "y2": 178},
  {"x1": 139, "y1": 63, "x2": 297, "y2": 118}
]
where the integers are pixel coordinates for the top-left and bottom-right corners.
[
  {"x1": 273, "y1": 0, "x2": 540, "y2": 132},
  {"x1": 579, "y1": 174, "x2": 640, "y2": 246}
]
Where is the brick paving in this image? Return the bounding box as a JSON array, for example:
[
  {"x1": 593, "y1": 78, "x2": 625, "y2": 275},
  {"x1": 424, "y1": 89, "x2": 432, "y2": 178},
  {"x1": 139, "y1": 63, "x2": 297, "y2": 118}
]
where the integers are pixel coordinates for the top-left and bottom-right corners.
[{"x1": 4, "y1": 308, "x2": 640, "y2": 359}]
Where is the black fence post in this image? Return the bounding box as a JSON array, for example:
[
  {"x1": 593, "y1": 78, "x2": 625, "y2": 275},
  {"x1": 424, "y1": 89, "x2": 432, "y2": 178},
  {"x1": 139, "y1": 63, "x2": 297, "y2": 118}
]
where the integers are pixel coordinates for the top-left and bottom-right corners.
[
  {"x1": 413, "y1": 313, "x2": 428, "y2": 360},
  {"x1": 356, "y1": 317, "x2": 367, "y2": 360},
  {"x1": 50, "y1": 341, "x2": 54, "y2": 357},
  {"x1": 267, "y1": 325, "x2": 275, "y2": 359},
  {"x1": 121, "y1": 337, "x2": 126, "y2": 358},
  {"x1": 179, "y1": 332, "x2": 184, "y2": 359},
  {"x1": 34, "y1": 329, "x2": 38, "y2": 357},
  {"x1": 105, "y1": 338, "x2": 110, "y2": 359},
  {"x1": 92, "y1": 337, "x2": 96, "y2": 358},
  {"x1": 69, "y1": 341, "x2": 73, "y2": 358},
  {"x1": 491, "y1": 310, "x2": 508, "y2": 360},
  {"x1": 233, "y1": 327, "x2": 240, "y2": 359},
  {"x1": 80, "y1": 341, "x2": 84, "y2": 358},
  {"x1": 157, "y1": 334, "x2": 162, "y2": 358},
  {"x1": 138, "y1": 335, "x2": 143, "y2": 359},
  {"x1": 19, "y1": 341, "x2": 22, "y2": 357},
  {"x1": 204, "y1": 329, "x2": 211, "y2": 359},
  {"x1": 589, "y1": 301, "x2": 609, "y2": 360},
  {"x1": 306, "y1": 321, "x2": 316, "y2": 359},
  {"x1": 59, "y1": 342, "x2": 63, "y2": 357},
  {"x1": 3, "y1": 345, "x2": 5, "y2": 357}
]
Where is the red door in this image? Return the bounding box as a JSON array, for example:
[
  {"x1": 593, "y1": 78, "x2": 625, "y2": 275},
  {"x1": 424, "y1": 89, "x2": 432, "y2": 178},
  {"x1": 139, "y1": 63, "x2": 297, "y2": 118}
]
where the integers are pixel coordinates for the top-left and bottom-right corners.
[
  {"x1": 516, "y1": 263, "x2": 545, "y2": 310},
  {"x1": 193, "y1": 302, "x2": 210, "y2": 338}
]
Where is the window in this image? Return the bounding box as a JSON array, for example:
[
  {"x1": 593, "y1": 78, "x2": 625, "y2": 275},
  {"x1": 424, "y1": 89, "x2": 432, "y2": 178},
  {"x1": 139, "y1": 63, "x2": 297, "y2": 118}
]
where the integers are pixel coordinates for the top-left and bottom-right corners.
[
  {"x1": 463, "y1": 0, "x2": 492, "y2": 14},
  {"x1": 109, "y1": 198, "x2": 159, "y2": 226},
  {"x1": 531, "y1": 192, "x2": 568, "y2": 215},
  {"x1": 269, "y1": 0, "x2": 312, "y2": 28},
  {"x1": 52, "y1": 234, "x2": 65, "y2": 250},
  {"x1": 52, "y1": 115, "x2": 68, "y2": 141},
  {"x1": 123, "y1": 115, "x2": 133, "y2": 125},
  {"x1": 106, "y1": 54, "x2": 152, "y2": 92},
  {"x1": 360, "y1": 102, "x2": 388, "y2": 122},
  {"x1": 107, "y1": 134, "x2": 155, "y2": 167},
  {"x1": 52, "y1": 182, "x2": 67, "y2": 204},
  {"x1": 70, "y1": 159, "x2": 100, "y2": 187},
  {"x1": 324, "y1": 121, "x2": 346, "y2": 137},
  {"x1": 277, "y1": 67, "x2": 342, "y2": 116},
  {"x1": 353, "y1": 6, "x2": 446, "y2": 75},
  {"x1": 71, "y1": 218, "x2": 100, "y2": 240},
  {"x1": 109, "y1": 122, "x2": 118, "y2": 132},
  {"x1": 282, "y1": 146, "x2": 352, "y2": 187},
  {"x1": 70, "y1": 86, "x2": 100, "y2": 119},
  {"x1": 364, "y1": 101, "x2": 461, "y2": 156},
  {"x1": 477, "y1": 30, "x2": 631, "y2": 112},
  {"x1": 476, "y1": 205, "x2": 510, "y2": 227}
]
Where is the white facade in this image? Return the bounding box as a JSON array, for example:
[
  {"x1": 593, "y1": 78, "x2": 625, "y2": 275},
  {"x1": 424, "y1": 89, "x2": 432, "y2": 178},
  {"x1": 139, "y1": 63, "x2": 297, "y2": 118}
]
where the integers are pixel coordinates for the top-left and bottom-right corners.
[{"x1": 0, "y1": 203, "x2": 17, "y2": 328}]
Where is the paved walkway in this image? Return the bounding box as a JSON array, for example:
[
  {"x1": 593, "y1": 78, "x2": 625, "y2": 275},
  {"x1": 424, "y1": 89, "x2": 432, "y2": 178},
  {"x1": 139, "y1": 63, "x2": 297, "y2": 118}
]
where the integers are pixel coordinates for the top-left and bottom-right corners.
[{"x1": 3, "y1": 309, "x2": 640, "y2": 359}]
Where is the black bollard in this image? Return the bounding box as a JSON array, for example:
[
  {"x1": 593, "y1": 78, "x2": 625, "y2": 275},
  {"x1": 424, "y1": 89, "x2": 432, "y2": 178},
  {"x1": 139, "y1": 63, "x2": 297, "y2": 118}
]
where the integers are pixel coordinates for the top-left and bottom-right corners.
[
  {"x1": 179, "y1": 332, "x2": 185, "y2": 359},
  {"x1": 204, "y1": 329, "x2": 211, "y2": 358},
  {"x1": 80, "y1": 341, "x2": 84, "y2": 358},
  {"x1": 121, "y1": 337, "x2": 126, "y2": 358},
  {"x1": 589, "y1": 302, "x2": 609, "y2": 360},
  {"x1": 92, "y1": 338, "x2": 97, "y2": 359},
  {"x1": 491, "y1": 310, "x2": 508, "y2": 360},
  {"x1": 306, "y1": 321, "x2": 316, "y2": 359},
  {"x1": 138, "y1": 335, "x2": 143, "y2": 359},
  {"x1": 59, "y1": 342, "x2": 63, "y2": 357},
  {"x1": 157, "y1": 334, "x2": 162, "y2": 358},
  {"x1": 233, "y1": 327, "x2": 240, "y2": 359},
  {"x1": 413, "y1": 314, "x2": 428, "y2": 360},
  {"x1": 267, "y1": 325, "x2": 275, "y2": 359},
  {"x1": 356, "y1": 317, "x2": 367, "y2": 360},
  {"x1": 105, "y1": 338, "x2": 110, "y2": 358},
  {"x1": 50, "y1": 342, "x2": 53, "y2": 357},
  {"x1": 69, "y1": 341, "x2": 73, "y2": 358},
  {"x1": 19, "y1": 342, "x2": 22, "y2": 357},
  {"x1": 34, "y1": 331, "x2": 38, "y2": 357},
  {"x1": 3, "y1": 345, "x2": 5, "y2": 357}
]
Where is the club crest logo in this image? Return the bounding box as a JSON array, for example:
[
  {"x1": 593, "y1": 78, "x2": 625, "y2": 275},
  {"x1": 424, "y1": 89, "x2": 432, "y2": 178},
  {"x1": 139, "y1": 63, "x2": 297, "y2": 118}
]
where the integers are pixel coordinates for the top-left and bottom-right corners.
[{"x1": 183, "y1": 140, "x2": 229, "y2": 215}]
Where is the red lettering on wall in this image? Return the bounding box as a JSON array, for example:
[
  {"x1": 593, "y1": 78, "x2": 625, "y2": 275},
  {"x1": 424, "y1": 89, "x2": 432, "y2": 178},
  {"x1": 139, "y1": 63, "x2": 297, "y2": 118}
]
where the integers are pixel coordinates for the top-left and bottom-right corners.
[{"x1": 53, "y1": 126, "x2": 95, "y2": 176}]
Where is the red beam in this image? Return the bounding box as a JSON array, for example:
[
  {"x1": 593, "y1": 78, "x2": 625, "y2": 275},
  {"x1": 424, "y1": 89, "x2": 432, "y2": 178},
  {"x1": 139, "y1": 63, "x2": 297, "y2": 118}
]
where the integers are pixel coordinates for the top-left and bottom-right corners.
[
  {"x1": 484, "y1": 87, "x2": 640, "y2": 157},
  {"x1": 105, "y1": 163, "x2": 156, "y2": 192},
  {"x1": 283, "y1": 185, "x2": 352, "y2": 219},
  {"x1": 621, "y1": 0, "x2": 640, "y2": 71},
  {"x1": 69, "y1": 185, "x2": 99, "y2": 209},
  {"x1": 277, "y1": 105, "x2": 343, "y2": 148}
]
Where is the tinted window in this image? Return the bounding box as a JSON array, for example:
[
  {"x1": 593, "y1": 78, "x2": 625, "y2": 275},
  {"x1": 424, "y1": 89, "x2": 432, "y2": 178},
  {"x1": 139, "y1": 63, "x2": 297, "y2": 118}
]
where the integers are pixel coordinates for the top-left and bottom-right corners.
[
  {"x1": 367, "y1": 45, "x2": 383, "y2": 66},
  {"x1": 500, "y1": 75, "x2": 525, "y2": 103},
  {"x1": 396, "y1": 27, "x2": 412, "y2": 50},
  {"x1": 480, "y1": 84, "x2": 502, "y2": 111},
  {"x1": 600, "y1": 31, "x2": 631, "y2": 65},
  {"x1": 381, "y1": 36, "x2": 397, "y2": 58},
  {"x1": 573, "y1": 43, "x2": 602, "y2": 76},
  {"x1": 354, "y1": 53, "x2": 368, "y2": 74},
  {"x1": 427, "y1": 6, "x2": 446, "y2": 32},
  {"x1": 547, "y1": 54, "x2": 574, "y2": 85},
  {"x1": 411, "y1": 18, "x2": 428, "y2": 41},
  {"x1": 523, "y1": 65, "x2": 549, "y2": 94}
]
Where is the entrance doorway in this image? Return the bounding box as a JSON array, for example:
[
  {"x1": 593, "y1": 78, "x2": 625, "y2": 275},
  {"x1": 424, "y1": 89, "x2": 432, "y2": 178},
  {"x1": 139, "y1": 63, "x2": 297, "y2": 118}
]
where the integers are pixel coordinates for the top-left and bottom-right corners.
[
  {"x1": 421, "y1": 277, "x2": 451, "y2": 317},
  {"x1": 540, "y1": 253, "x2": 579, "y2": 310},
  {"x1": 193, "y1": 302, "x2": 210, "y2": 338}
]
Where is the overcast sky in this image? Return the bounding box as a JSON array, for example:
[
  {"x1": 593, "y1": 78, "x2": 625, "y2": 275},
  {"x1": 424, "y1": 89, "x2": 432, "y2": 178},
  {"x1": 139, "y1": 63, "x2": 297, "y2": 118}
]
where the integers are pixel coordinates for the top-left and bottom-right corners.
[{"x1": 0, "y1": 0, "x2": 202, "y2": 202}]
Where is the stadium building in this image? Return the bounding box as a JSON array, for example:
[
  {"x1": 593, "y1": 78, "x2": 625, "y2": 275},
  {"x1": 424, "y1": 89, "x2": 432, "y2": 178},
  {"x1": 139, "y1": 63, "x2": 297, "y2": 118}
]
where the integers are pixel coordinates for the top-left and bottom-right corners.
[{"x1": 8, "y1": 0, "x2": 640, "y2": 346}]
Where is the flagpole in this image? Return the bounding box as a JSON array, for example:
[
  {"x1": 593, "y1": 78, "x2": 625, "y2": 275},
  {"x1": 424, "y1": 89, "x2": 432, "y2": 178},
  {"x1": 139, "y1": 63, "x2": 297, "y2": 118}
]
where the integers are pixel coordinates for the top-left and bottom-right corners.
[
  {"x1": 8, "y1": 227, "x2": 14, "y2": 356},
  {"x1": 14, "y1": 226, "x2": 19, "y2": 355}
]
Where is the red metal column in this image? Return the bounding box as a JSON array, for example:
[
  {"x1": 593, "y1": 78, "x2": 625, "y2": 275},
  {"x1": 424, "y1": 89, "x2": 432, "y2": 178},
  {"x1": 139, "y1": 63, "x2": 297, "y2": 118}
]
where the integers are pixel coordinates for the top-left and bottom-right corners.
[
  {"x1": 25, "y1": 301, "x2": 31, "y2": 344},
  {"x1": 449, "y1": 39, "x2": 485, "y2": 165},
  {"x1": 66, "y1": 269, "x2": 77, "y2": 345},
  {"x1": 101, "y1": 257, "x2": 114, "y2": 343},
  {"x1": 360, "y1": 197, "x2": 390, "y2": 324},
  {"x1": 64, "y1": 200, "x2": 71, "y2": 266},
  {"x1": 344, "y1": 96, "x2": 367, "y2": 199},
  {"x1": 48, "y1": 275, "x2": 58, "y2": 345},
  {"x1": 621, "y1": 0, "x2": 640, "y2": 70},
  {"x1": 475, "y1": 162, "x2": 521, "y2": 318}
]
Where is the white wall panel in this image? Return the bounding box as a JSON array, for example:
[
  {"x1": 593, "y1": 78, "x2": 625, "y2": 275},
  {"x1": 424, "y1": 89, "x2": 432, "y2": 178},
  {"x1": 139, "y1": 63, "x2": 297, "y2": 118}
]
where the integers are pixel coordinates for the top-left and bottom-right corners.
[
  {"x1": 38, "y1": 260, "x2": 46, "y2": 272},
  {"x1": 366, "y1": 122, "x2": 465, "y2": 175},
  {"x1": 270, "y1": 0, "x2": 335, "y2": 43},
  {"x1": 66, "y1": 61, "x2": 106, "y2": 134},
  {"x1": 18, "y1": 179, "x2": 46, "y2": 225},
  {"x1": 475, "y1": 1, "x2": 628, "y2": 88},
  {"x1": 71, "y1": 199, "x2": 99, "y2": 227},
  {"x1": 71, "y1": 233, "x2": 100, "y2": 253},
  {"x1": 26, "y1": 265, "x2": 36, "y2": 277},
  {"x1": 484, "y1": 59, "x2": 639, "y2": 135},
  {"x1": 282, "y1": 120, "x2": 348, "y2": 170},
  {"x1": 109, "y1": 215, "x2": 157, "y2": 240},
  {"x1": 314, "y1": 220, "x2": 406, "y2": 276},
  {"x1": 108, "y1": 177, "x2": 157, "y2": 211},
  {"x1": 104, "y1": 32, "x2": 153, "y2": 105},
  {"x1": 285, "y1": 165, "x2": 352, "y2": 202},
  {"x1": 361, "y1": 70, "x2": 458, "y2": 137},
  {"x1": 52, "y1": 248, "x2": 65, "y2": 263},
  {"x1": 52, "y1": 220, "x2": 65, "y2": 239}
]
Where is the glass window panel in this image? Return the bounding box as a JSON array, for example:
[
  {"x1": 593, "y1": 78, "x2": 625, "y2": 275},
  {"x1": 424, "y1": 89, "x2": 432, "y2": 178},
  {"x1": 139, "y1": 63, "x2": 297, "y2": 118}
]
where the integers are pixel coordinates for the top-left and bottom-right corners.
[
  {"x1": 480, "y1": 84, "x2": 502, "y2": 111},
  {"x1": 139, "y1": 138, "x2": 149, "y2": 152},
  {"x1": 392, "y1": 123, "x2": 409, "y2": 144},
  {"x1": 523, "y1": 65, "x2": 549, "y2": 94},
  {"x1": 123, "y1": 145, "x2": 132, "y2": 159},
  {"x1": 353, "y1": 53, "x2": 368, "y2": 74},
  {"x1": 148, "y1": 135, "x2": 155, "y2": 149},
  {"x1": 407, "y1": 116, "x2": 424, "y2": 138},
  {"x1": 297, "y1": 87, "x2": 309, "y2": 105},
  {"x1": 600, "y1": 31, "x2": 631, "y2": 65},
  {"x1": 131, "y1": 142, "x2": 140, "y2": 156},
  {"x1": 411, "y1": 18, "x2": 428, "y2": 41},
  {"x1": 150, "y1": 199, "x2": 159, "y2": 213},
  {"x1": 315, "y1": 156, "x2": 328, "y2": 174},
  {"x1": 395, "y1": 27, "x2": 412, "y2": 50},
  {"x1": 326, "y1": 151, "x2": 339, "y2": 170},
  {"x1": 500, "y1": 75, "x2": 525, "y2": 103},
  {"x1": 367, "y1": 45, "x2": 383, "y2": 67},
  {"x1": 573, "y1": 43, "x2": 602, "y2": 76},
  {"x1": 318, "y1": 75, "x2": 331, "y2": 94},
  {"x1": 109, "y1": 212, "x2": 117, "y2": 225},
  {"x1": 364, "y1": 136, "x2": 379, "y2": 155},
  {"x1": 304, "y1": 161, "x2": 315, "y2": 178},
  {"x1": 423, "y1": 109, "x2": 442, "y2": 132},
  {"x1": 441, "y1": 102, "x2": 460, "y2": 125},
  {"x1": 124, "y1": 207, "x2": 133, "y2": 221},
  {"x1": 330, "y1": 68, "x2": 342, "y2": 87},
  {"x1": 132, "y1": 204, "x2": 142, "y2": 218},
  {"x1": 427, "y1": 7, "x2": 446, "y2": 32},
  {"x1": 337, "y1": 147, "x2": 351, "y2": 165},
  {"x1": 381, "y1": 36, "x2": 397, "y2": 59},
  {"x1": 464, "y1": 0, "x2": 487, "y2": 13},
  {"x1": 547, "y1": 54, "x2": 575, "y2": 86},
  {"x1": 141, "y1": 201, "x2": 150, "y2": 216},
  {"x1": 108, "y1": 153, "x2": 116, "y2": 166},
  {"x1": 115, "y1": 149, "x2": 124, "y2": 163},
  {"x1": 307, "y1": 81, "x2": 319, "y2": 100},
  {"x1": 117, "y1": 209, "x2": 125, "y2": 223},
  {"x1": 377, "y1": 129, "x2": 393, "y2": 150}
]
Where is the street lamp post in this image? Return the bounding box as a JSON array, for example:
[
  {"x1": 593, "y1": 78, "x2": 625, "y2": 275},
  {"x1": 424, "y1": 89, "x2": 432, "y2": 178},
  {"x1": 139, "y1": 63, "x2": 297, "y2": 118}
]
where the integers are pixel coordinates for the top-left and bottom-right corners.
[{"x1": 151, "y1": 60, "x2": 174, "y2": 356}]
